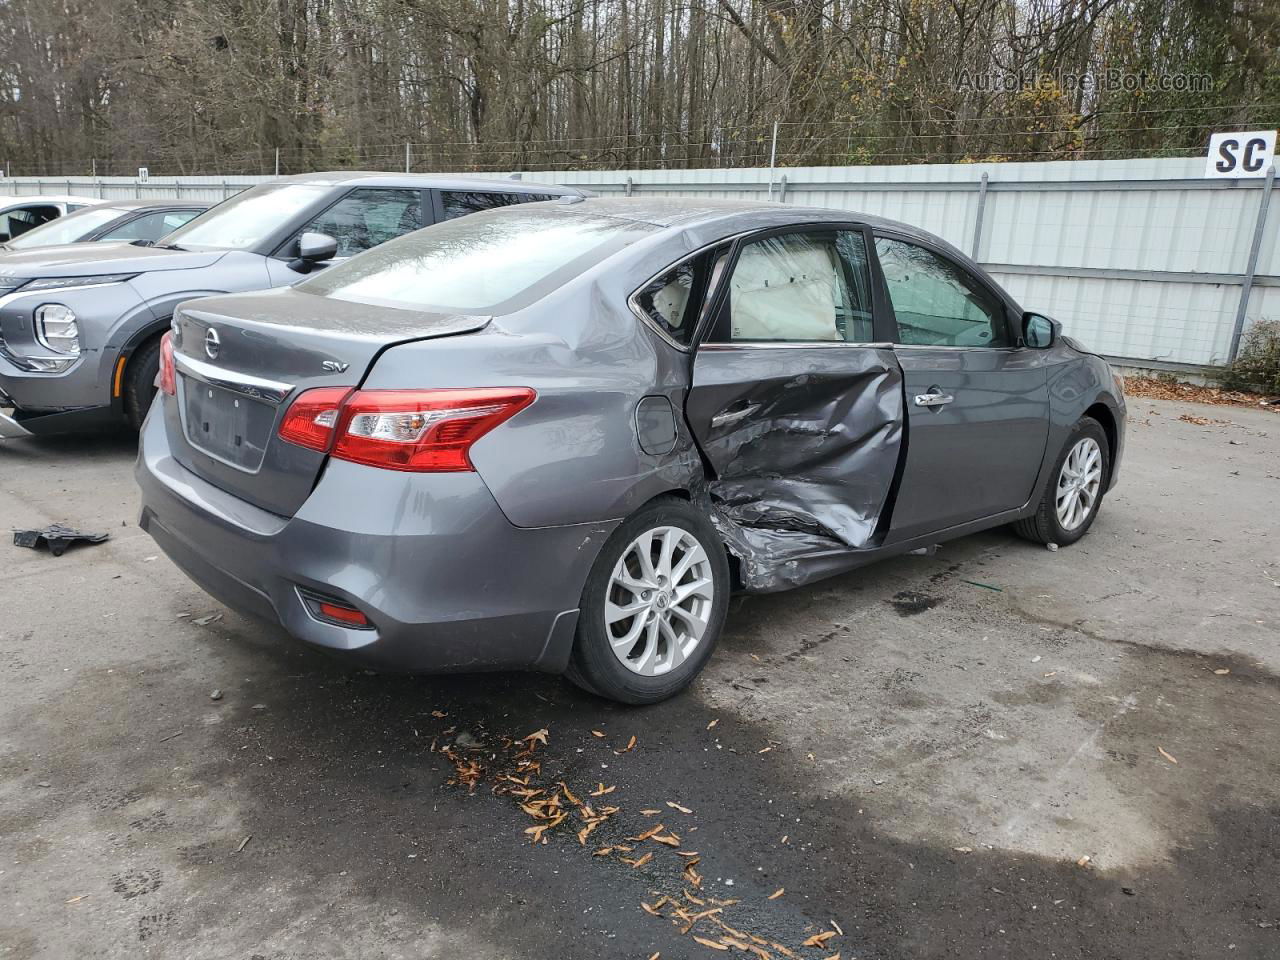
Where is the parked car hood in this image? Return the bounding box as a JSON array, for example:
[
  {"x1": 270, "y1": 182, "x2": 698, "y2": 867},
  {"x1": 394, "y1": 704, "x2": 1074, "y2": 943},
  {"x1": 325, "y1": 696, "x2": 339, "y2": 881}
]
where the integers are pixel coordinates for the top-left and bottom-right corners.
[{"x1": 0, "y1": 242, "x2": 226, "y2": 278}]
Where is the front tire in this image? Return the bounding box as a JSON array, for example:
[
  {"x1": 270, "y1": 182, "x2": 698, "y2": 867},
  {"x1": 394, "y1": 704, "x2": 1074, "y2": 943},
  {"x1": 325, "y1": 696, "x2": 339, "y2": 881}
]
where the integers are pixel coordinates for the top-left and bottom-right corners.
[
  {"x1": 123, "y1": 336, "x2": 163, "y2": 431},
  {"x1": 1014, "y1": 416, "x2": 1109, "y2": 546},
  {"x1": 567, "y1": 497, "x2": 730, "y2": 705}
]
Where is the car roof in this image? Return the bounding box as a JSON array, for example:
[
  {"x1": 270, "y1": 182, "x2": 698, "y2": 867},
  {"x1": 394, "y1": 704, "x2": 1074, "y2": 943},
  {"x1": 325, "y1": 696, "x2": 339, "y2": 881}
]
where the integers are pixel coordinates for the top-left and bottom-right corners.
[
  {"x1": 0, "y1": 195, "x2": 106, "y2": 208},
  {"x1": 547, "y1": 196, "x2": 954, "y2": 254},
  {"x1": 272, "y1": 171, "x2": 586, "y2": 195},
  {"x1": 91, "y1": 199, "x2": 212, "y2": 212}
]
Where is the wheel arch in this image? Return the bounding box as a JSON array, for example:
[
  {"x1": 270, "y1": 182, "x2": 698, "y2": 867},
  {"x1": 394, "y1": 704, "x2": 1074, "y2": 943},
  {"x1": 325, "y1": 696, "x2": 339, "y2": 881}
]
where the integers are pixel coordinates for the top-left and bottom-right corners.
[
  {"x1": 114, "y1": 318, "x2": 170, "y2": 402},
  {"x1": 1083, "y1": 400, "x2": 1118, "y2": 483}
]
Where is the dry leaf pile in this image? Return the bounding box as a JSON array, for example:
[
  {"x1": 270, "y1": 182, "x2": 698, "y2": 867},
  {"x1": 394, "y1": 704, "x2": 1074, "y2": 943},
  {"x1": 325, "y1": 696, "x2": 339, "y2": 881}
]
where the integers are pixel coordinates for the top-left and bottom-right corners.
[
  {"x1": 1125, "y1": 376, "x2": 1278, "y2": 410},
  {"x1": 436, "y1": 721, "x2": 843, "y2": 957}
]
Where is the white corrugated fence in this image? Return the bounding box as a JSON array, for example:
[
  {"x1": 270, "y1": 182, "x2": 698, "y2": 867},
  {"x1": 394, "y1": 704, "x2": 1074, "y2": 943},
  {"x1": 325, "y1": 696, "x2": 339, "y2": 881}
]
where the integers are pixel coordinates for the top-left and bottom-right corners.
[{"x1": 3, "y1": 156, "x2": 1275, "y2": 368}]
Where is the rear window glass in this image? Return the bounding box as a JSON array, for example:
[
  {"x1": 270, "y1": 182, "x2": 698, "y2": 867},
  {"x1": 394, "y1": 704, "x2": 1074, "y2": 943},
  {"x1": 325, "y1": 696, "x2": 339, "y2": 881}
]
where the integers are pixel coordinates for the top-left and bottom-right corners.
[{"x1": 297, "y1": 209, "x2": 653, "y2": 313}]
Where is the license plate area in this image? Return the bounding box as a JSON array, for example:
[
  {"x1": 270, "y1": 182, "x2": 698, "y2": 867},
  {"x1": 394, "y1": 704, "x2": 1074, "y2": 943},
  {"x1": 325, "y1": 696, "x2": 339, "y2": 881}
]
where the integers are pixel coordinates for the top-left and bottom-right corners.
[{"x1": 180, "y1": 376, "x2": 275, "y2": 472}]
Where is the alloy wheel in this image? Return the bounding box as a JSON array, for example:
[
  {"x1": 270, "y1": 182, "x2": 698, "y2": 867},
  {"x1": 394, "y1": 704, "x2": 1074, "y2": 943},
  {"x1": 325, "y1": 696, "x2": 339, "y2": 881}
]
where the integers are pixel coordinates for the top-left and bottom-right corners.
[
  {"x1": 1056, "y1": 437, "x2": 1103, "y2": 532},
  {"x1": 605, "y1": 525, "x2": 715, "y2": 676}
]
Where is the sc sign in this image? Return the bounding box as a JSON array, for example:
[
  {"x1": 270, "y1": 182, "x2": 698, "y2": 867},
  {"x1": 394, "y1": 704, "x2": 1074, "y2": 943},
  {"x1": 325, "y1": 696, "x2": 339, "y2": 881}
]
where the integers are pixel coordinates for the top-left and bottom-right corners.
[{"x1": 1205, "y1": 131, "x2": 1276, "y2": 178}]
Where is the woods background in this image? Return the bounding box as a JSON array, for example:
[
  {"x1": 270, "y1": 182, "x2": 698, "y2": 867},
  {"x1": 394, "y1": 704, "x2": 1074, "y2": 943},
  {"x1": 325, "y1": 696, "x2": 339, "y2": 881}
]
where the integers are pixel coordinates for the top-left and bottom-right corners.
[{"x1": 0, "y1": 0, "x2": 1277, "y2": 175}]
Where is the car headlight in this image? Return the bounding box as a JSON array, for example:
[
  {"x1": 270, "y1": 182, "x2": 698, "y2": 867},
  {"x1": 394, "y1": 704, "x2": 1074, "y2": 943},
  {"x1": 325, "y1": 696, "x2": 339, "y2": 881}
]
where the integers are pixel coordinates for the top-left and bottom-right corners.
[
  {"x1": 23, "y1": 273, "x2": 136, "y2": 292},
  {"x1": 34, "y1": 304, "x2": 80, "y2": 356}
]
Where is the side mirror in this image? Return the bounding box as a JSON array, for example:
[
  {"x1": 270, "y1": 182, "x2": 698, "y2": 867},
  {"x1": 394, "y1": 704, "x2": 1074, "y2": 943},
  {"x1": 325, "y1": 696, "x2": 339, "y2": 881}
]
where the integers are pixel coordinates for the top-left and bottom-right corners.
[
  {"x1": 1022, "y1": 312, "x2": 1058, "y2": 349},
  {"x1": 289, "y1": 232, "x2": 338, "y2": 273}
]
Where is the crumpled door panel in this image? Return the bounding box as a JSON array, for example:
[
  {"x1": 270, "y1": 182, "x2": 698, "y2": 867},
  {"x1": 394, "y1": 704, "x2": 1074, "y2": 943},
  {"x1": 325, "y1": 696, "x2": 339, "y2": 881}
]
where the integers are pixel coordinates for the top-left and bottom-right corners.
[{"x1": 685, "y1": 346, "x2": 905, "y2": 592}]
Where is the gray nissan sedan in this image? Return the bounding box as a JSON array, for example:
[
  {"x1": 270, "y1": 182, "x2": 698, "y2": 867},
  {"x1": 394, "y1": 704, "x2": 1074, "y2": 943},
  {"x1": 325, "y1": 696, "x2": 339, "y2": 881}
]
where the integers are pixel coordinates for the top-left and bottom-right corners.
[{"x1": 137, "y1": 197, "x2": 1126, "y2": 704}]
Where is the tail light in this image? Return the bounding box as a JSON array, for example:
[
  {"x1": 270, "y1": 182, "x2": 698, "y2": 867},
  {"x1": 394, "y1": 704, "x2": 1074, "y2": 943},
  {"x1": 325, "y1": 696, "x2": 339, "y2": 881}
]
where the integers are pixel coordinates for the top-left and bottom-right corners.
[
  {"x1": 158, "y1": 332, "x2": 177, "y2": 396},
  {"x1": 278, "y1": 387, "x2": 535, "y2": 472}
]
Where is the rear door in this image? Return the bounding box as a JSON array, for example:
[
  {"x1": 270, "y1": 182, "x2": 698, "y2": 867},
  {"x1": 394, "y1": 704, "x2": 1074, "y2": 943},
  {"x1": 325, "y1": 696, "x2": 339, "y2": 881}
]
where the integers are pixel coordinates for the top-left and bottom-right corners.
[
  {"x1": 872, "y1": 232, "x2": 1050, "y2": 542},
  {"x1": 683, "y1": 225, "x2": 905, "y2": 554}
]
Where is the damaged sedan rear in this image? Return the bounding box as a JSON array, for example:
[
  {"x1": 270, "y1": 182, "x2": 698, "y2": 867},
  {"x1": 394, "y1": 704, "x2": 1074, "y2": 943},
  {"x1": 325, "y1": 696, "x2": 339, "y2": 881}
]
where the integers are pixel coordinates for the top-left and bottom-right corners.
[{"x1": 136, "y1": 197, "x2": 1125, "y2": 704}]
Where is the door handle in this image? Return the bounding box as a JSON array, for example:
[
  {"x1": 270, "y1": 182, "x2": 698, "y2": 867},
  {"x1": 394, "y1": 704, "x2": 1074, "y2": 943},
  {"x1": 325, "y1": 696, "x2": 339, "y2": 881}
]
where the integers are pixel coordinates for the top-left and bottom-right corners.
[
  {"x1": 711, "y1": 402, "x2": 760, "y2": 428},
  {"x1": 914, "y1": 391, "x2": 954, "y2": 408}
]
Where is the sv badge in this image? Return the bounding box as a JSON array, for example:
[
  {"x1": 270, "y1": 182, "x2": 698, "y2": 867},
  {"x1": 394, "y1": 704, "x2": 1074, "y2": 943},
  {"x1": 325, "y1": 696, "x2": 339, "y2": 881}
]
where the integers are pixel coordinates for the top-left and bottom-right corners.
[{"x1": 321, "y1": 360, "x2": 349, "y2": 373}]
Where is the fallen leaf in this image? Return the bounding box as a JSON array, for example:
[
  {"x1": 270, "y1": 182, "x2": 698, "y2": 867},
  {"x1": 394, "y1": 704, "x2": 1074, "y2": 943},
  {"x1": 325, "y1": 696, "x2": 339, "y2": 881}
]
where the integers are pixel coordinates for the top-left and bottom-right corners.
[
  {"x1": 653, "y1": 833, "x2": 682, "y2": 847},
  {"x1": 830, "y1": 921, "x2": 843, "y2": 936},
  {"x1": 64, "y1": 895, "x2": 88, "y2": 904},
  {"x1": 768, "y1": 887, "x2": 785, "y2": 900},
  {"x1": 1076, "y1": 855, "x2": 1092, "y2": 867},
  {"x1": 591, "y1": 730, "x2": 606, "y2": 738},
  {"x1": 593, "y1": 846, "x2": 614, "y2": 856},
  {"x1": 821, "y1": 954, "x2": 841, "y2": 960},
  {"x1": 616, "y1": 734, "x2": 638, "y2": 755},
  {"x1": 676, "y1": 850, "x2": 700, "y2": 857},
  {"x1": 642, "y1": 901, "x2": 663, "y2": 917},
  {"x1": 632, "y1": 824, "x2": 666, "y2": 842},
  {"x1": 802, "y1": 933, "x2": 836, "y2": 949},
  {"x1": 707, "y1": 719, "x2": 719, "y2": 730},
  {"x1": 770, "y1": 942, "x2": 799, "y2": 958},
  {"x1": 590, "y1": 783, "x2": 616, "y2": 796},
  {"x1": 667, "y1": 800, "x2": 693, "y2": 814},
  {"x1": 693, "y1": 936, "x2": 729, "y2": 951},
  {"x1": 1214, "y1": 668, "x2": 1230, "y2": 675},
  {"x1": 640, "y1": 808, "x2": 660, "y2": 815},
  {"x1": 522, "y1": 728, "x2": 549, "y2": 746},
  {"x1": 758, "y1": 746, "x2": 772, "y2": 754},
  {"x1": 558, "y1": 781, "x2": 580, "y2": 805},
  {"x1": 430, "y1": 710, "x2": 448, "y2": 718},
  {"x1": 648, "y1": 954, "x2": 660, "y2": 960},
  {"x1": 235, "y1": 835, "x2": 252, "y2": 853},
  {"x1": 1158, "y1": 746, "x2": 1179, "y2": 765},
  {"x1": 953, "y1": 846, "x2": 973, "y2": 853},
  {"x1": 630, "y1": 851, "x2": 653, "y2": 868}
]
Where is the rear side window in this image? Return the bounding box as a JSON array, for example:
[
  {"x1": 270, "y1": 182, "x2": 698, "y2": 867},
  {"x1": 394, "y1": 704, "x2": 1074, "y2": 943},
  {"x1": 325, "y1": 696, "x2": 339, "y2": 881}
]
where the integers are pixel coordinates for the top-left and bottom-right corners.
[
  {"x1": 441, "y1": 191, "x2": 556, "y2": 220},
  {"x1": 297, "y1": 209, "x2": 654, "y2": 313},
  {"x1": 710, "y1": 230, "x2": 874, "y2": 343},
  {"x1": 875, "y1": 237, "x2": 1008, "y2": 347},
  {"x1": 634, "y1": 262, "x2": 699, "y2": 345}
]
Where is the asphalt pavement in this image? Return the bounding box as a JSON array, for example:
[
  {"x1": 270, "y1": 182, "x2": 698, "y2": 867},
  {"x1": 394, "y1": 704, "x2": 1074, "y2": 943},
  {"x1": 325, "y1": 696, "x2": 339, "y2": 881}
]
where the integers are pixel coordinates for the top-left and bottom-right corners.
[{"x1": 1, "y1": 394, "x2": 1277, "y2": 959}]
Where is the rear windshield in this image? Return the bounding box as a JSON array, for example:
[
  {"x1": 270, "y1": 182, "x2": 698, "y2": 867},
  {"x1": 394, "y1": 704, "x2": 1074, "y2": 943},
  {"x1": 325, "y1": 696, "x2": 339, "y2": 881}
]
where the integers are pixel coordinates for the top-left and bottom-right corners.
[
  {"x1": 6, "y1": 205, "x2": 126, "y2": 248},
  {"x1": 296, "y1": 208, "x2": 654, "y2": 313}
]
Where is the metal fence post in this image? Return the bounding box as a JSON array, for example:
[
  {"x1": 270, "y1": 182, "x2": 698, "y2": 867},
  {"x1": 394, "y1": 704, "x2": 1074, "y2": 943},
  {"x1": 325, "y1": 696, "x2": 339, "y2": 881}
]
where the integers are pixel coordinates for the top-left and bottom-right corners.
[
  {"x1": 222, "y1": 179, "x2": 229, "y2": 200},
  {"x1": 405, "y1": 143, "x2": 411, "y2": 174},
  {"x1": 767, "y1": 120, "x2": 779, "y2": 201},
  {"x1": 1229, "y1": 165, "x2": 1276, "y2": 362},
  {"x1": 970, "y1": 172, "x2": 989, "y2": 259},
  {"x1": 778, "y1": 174, "x2": 788, "y2": 203}
]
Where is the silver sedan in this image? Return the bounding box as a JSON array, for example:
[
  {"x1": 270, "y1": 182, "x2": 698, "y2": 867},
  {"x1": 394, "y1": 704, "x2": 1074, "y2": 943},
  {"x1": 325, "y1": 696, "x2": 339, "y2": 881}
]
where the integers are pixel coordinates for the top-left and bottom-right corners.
[{"x1": 136, "y1": 197, "x2": 1126, "y2": 704}]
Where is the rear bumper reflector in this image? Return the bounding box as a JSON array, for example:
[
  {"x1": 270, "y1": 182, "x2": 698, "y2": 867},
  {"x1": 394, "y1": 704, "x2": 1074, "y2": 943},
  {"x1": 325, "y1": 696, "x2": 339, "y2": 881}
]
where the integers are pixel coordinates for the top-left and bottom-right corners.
[{"x1": 297, "y1": 587, "x2": 373, "y2": 629}]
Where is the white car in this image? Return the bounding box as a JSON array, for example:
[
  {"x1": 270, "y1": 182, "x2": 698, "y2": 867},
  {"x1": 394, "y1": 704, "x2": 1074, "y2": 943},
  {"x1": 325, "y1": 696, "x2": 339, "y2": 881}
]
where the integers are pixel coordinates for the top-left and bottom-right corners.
[{"x1": 0, "y1": 195, "x2": 104, "y2": 243}]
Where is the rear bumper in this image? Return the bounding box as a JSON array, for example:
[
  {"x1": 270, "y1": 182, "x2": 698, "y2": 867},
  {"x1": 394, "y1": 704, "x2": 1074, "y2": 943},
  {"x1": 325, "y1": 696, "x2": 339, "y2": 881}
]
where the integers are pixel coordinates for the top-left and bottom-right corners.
[{"x1": 135, "y1": 405, "x2": 615, "y2": 674}]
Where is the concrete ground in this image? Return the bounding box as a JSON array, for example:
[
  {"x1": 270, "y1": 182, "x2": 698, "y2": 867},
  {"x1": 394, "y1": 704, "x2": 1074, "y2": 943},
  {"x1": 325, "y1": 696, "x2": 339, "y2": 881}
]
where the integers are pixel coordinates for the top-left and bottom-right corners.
[{"x1": 1, "y1": 395, "x2": 1277, "y2": 960}]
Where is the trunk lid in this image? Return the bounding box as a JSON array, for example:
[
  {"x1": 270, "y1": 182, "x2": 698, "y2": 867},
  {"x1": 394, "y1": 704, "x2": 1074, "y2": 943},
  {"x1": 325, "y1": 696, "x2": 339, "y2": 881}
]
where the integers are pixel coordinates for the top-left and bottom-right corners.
[{"x1": 166, "y1": 286, "x2": 490, "y2": 516}]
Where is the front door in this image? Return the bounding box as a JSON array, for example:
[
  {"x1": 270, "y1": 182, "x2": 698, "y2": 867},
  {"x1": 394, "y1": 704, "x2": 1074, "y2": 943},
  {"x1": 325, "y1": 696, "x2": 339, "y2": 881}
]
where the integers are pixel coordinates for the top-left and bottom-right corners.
[
  {"x1": 684, "y1": 226, "x2": 904, "y2": 558},
  {"x1": 872, "y1": 234, "x2": 1050, "y2": 542}
]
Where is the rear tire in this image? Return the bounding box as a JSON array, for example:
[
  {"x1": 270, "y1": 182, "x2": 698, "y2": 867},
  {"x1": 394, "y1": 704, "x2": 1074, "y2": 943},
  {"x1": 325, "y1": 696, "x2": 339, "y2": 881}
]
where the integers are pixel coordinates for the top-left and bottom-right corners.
[
  {"x1": 123, "y1": 336, "x2": 163, "y2": 430},
  {"x1": 1014, "y1": 416, "x2": 1109, "y2": 546},
  {"x1": 567, "y1": 497, "x2": 729, "y2": 705}
]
